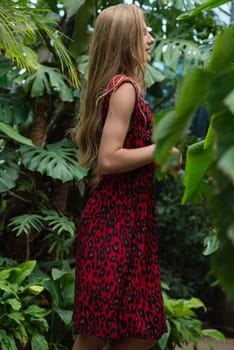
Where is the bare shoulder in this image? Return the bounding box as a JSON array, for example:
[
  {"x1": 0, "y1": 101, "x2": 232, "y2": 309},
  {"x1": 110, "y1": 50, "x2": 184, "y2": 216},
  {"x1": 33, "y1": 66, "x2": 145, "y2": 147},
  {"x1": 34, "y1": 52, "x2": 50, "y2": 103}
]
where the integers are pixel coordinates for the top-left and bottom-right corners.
[{"x1": 110, "y1": 82, "x2": 136, "y2": 111}]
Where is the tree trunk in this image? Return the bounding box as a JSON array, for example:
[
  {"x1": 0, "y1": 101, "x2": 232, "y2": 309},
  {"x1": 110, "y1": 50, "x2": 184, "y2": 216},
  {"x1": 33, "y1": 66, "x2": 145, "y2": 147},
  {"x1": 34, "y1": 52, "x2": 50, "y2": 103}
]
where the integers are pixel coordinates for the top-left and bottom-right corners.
[{"x1": 30, "y1": 95, "x2": 51, "y2": 146}]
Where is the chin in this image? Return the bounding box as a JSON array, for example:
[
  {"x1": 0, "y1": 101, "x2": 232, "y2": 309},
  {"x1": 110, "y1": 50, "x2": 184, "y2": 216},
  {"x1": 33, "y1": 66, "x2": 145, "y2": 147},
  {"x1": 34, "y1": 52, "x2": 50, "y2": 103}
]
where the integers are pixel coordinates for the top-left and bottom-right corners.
[{"x1": 146, "y1": 55, "x2": 151, "y2": 63}]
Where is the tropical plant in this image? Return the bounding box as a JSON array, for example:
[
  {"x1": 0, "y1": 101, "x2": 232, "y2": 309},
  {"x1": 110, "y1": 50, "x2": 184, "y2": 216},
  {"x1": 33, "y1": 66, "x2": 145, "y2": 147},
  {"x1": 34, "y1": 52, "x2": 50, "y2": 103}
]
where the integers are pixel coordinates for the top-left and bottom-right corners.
[
  {"x1": 8, "y1": 209, "x2": 76, "y2": 260},
  {"x1": 0, "y1": 0, "x2": 78, "y2": 84},
  {"x1": 155, "y1": 174, "x2": 212, "y2": 300},
  {"x1": 153, "y1": 1, "x2": 234, "y2": 295},
  {"x1": 0, "y1": 260, "x2": 50, "y2": 350},
  {"x1": 0, "y1": 1, "x2": 232, "y2": 347},
  {"x1": 42, "y1": 262, "x2": 75, "y2": 348},
  {"x1": 154, "y1": 284, "x2": 226, "y2": 350}
]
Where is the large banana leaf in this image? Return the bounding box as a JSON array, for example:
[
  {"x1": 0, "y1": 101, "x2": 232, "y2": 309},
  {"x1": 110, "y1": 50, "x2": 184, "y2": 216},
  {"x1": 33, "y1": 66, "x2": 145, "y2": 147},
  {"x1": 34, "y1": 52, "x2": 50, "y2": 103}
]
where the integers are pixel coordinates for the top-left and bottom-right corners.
[
  {"x1": 154, "y1": 26, "x2": 234, "y2": 294},
  {"x1": 182, "y1": 140, "x2": 214, "y2": 203},
  {"x1": 20, "y1": 139, "x2": 87, "y2": 182},
  {"x1": 153, "y1": 67, "x2": 212, "y2": 162}
]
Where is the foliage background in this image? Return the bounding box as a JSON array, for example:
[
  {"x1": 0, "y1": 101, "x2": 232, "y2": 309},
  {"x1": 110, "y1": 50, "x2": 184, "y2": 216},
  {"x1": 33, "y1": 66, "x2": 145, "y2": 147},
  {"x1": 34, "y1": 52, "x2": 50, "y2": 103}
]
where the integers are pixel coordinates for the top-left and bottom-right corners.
[{"x1": 0, "y1": 0, "x2": 233, "y2": 349}]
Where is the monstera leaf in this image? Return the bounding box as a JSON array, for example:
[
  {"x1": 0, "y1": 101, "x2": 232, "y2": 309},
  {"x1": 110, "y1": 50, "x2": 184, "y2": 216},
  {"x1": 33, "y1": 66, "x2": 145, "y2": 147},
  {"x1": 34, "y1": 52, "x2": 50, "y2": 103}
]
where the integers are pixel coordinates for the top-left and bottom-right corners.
[
  {"x1": 20, "y1": 139, "x2": 87, "y2": 182},
  {"x1": 153, "y1": 39, "x2": 212, "y2": 74},
  {"x1": 146, "y1": 63, "x2": 165, "y2": 87},
  {"x1": 0, "y1": 148, "x2": 20, "y2": 192},
  {"x1": 23, "y1": 65, "x2": 74, "y2": 101},
  {"x1": 0, "y1": 95, "x2": 28, "y2": 125}
]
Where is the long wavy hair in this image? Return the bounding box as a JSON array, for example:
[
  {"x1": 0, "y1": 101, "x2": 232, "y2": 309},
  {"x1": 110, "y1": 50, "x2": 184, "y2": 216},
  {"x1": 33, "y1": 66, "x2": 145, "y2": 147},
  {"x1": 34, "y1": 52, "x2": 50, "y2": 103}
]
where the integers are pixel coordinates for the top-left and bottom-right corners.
[{"x1": 74, "y1": 4, "x2": 146, "y2": 172}]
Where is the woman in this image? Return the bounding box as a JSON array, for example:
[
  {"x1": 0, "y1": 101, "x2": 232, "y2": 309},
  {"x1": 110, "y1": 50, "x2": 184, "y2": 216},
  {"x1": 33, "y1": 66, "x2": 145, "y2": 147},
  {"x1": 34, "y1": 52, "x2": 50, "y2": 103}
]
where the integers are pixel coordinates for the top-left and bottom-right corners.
[{"x1": 72, "y1": 4, "x2": 174, "y2": 350}]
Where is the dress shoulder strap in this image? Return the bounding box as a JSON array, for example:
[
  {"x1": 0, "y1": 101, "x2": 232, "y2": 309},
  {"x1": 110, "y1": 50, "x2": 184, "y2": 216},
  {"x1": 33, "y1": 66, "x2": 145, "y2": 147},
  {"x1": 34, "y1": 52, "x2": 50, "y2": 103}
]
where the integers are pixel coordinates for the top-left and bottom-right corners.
[
  {"x1": 106, "y1": 74, "x2": 139, "y2": 95},
  {"x1": 100, "y1": 75, "x2": 142, "y2": 123}
]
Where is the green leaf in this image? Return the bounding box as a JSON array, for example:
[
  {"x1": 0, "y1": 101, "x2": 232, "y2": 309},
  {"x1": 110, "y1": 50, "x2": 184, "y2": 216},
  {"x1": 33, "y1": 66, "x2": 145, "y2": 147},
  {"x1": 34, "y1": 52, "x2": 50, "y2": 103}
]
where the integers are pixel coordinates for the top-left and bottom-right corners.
[
  {"x1": 175, "y1": 67, "x2": 212, "y2": 118},
  {"x1": 153, "y1": 67, "x2": 212, "y2": 164},
  {"x1": 228, "y1": 224, "x2": 234, "y2": 246},
  {"x1": 224, "y1": 89, "x2": 234, "y2": 114},
  {"x1": 0, "y1": 268, "x2": 12, "y2": 281},
  {"x1": 203, "y1": 229, "x2": 219, "y2": 256},
  {"x1": 182, "y1": 141, "x2": 214, "y2": 204},
  {"x1": 217, "y1": 146, "x2": 234, "y2": 182},
  {"x1": 31, "y1": 334, "x2": 49, "y2": 350},
  {"x1": 69, "y1": 1, "x2": 95, "y2": 58},
  {"x1": 206, "y1": 72, "x2": 234, "y2": 116},
  {"x1": 212, "y1": 241, "x2": 234, "y2": 293},
  {"x1": 13, "y1": 325, "x2": 28, "y2": 347},
  {"x1": 24, "y1": 65, "x2": 73, "y2": 101},
  {"x1": 202, "y1": 328, "x2": 226, "y2": 342},
  {"x1": 64, "y1": 0, "x2": 86, "y2": 19},
  {"x1": 206, "y1": 27, "x2": 234, "y2": 75},
  {"x1": 184, "y1": 297, "x2": 206, "y2": 311},
  {"x1": 51, "y1": 268, "x2": 69, "y2": 281},
  {"x1": 7, "y1": 298, "x2": 22, "y2": 311},
  {"x1": 153, "y1": 110, "x2": 182, "y2": 162},
  {"x1": 20, "y1": 139, "x2": 88, "y2": 182},
  {"x1": 24, "y1": 304, "x2": 50, "y2": 318},
  {"x1": 177, "y1": 0, "x2": 230, "y2": 20},
  {"x1": 0, "y1": 95, "x2": 27, "y2": 124},
  {"x1": 153, "y1": 39, "x2": 208, "y2": 73},
  {"x1": 43, "y1": 210, "x2": 75, "y2": 236},
  {"x1": 9, "y1": 260, "x2": 36, "y2": 286},
  {"x1": 0, "y1": 57, "x2": 13, "y2": 76},
  {"x1": 0, "y1": 329, "x2": 18, "y2": 350},
  {"x1": 209, "y1": 177, "x2": 234, "y2": 241},
  {"x1": 0, "y1": 280, "x2": 18, "y2": 294},
  {"x1": 0, "y1": 122, "x2": 34, "y2": 146},
  {"x1": 158, "y1": 323, "x2": 170, "y2": 350},
  {"x1": 146, "y1": 63, "x2": 164, "y2": 86},
  {"x1": 0, "y1": 1, "x2": 79, "y2": 85},
  {"x1": 212, "y1": 113, "x2": 234, "y2": 158},
  {"x1": 8, "y1": 311, "x2": 25, "y2": 324},
  {"x1": 53, "y1": 306, "x2": 73, "y2": 325},
  {"x1": 42, "y1": 279, "x2": 60, "y2": 307},
  {"x1": 9, "y1": 214, "x2": 44, "y2": 236},
  {"x1": 28, "y1": 285, "x2": 44, "y2": 295},
  {"x1": 77, "y1": 54, "x2": 88, "y2": 77},
  {"x1": 0, "y1": 164, "x2": 20, "y2": 192}
]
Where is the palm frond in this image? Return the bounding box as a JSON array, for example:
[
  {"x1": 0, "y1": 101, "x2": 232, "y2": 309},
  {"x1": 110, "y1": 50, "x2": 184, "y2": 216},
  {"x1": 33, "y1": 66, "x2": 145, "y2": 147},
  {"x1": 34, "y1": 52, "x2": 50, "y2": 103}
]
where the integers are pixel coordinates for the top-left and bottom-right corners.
[{"x1": 0, "y1": 1, "x2": 79, "y2": 86}]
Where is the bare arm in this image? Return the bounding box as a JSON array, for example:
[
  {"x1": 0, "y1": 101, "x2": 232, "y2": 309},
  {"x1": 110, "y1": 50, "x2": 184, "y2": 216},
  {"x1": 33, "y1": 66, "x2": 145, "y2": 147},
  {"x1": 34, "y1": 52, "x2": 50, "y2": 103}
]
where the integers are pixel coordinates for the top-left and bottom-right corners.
[{"x1": 97, "y1": 83, "x2": 155, "y2": 175}]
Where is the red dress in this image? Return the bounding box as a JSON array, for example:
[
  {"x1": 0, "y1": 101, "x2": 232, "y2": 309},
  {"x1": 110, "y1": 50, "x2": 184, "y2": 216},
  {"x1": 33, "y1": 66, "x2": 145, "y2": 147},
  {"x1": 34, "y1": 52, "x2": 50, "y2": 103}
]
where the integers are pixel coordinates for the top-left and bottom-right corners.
[{"x1": 73, "y1": 75, "x2": 167, "y2": 340}]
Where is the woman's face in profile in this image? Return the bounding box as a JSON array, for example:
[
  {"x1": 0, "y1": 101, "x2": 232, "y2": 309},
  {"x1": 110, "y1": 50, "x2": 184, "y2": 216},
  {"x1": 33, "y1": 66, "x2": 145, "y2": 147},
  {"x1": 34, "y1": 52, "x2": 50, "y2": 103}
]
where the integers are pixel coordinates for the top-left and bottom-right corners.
[{"x1": 143, "y1": 24, "x2": 154, "y2": 62}]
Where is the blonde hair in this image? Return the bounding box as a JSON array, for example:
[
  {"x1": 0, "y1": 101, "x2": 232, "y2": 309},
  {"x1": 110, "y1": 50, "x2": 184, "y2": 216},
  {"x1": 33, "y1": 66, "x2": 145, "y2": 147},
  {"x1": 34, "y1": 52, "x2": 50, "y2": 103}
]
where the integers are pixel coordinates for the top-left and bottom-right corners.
[{"x1": 74, "y1": 4, "x2": 146, "y2": 172}]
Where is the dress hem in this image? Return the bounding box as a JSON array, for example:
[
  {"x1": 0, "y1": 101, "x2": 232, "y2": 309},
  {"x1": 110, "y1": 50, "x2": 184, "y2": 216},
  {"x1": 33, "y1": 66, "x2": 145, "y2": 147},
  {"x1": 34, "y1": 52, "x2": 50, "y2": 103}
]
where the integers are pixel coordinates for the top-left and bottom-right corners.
[{"x1": 72, "y1": 327, "x2": 168, "y2": 341}]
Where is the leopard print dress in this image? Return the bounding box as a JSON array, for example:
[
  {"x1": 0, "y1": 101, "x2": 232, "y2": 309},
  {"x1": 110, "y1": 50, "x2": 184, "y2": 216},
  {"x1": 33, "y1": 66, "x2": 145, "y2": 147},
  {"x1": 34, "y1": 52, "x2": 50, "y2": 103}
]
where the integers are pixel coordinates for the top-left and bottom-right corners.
[{"x1": 73, "y1": 75, "x2": 167, "y2": 340}]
